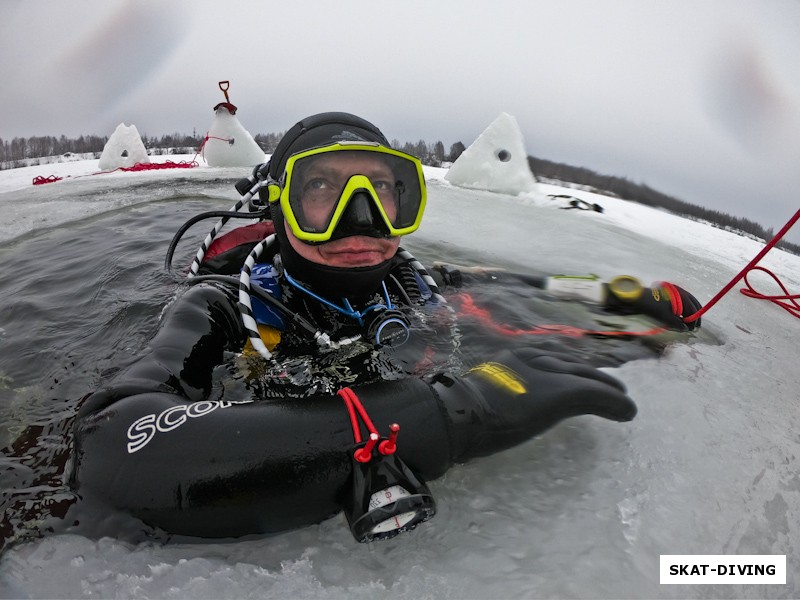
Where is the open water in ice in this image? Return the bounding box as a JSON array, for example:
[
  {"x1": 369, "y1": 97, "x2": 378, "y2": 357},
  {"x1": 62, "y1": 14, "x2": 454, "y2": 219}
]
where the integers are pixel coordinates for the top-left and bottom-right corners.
[{"x1": 0, "y1": 169, "x2": 798, "y2": 598}]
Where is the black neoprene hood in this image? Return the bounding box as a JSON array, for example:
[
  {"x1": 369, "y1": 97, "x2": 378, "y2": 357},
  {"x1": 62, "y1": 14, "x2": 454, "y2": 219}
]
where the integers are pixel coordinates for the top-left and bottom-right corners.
[
  {"x1": 267, "y1": 112, "x2": 390, "y2": 180},
  {"x1": 268, "y1": 112, "x2": 398, "y2": 299}
]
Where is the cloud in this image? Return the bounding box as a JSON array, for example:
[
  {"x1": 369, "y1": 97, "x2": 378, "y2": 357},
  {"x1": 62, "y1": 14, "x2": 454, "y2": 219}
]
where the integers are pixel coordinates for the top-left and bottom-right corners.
[{"x1": 0, "y1": 0, "x2": 189, "y2": 136}]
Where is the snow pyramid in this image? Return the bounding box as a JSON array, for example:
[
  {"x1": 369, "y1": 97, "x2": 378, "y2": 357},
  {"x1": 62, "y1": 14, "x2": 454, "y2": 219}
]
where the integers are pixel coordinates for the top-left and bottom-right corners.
[
  {"x1": 445, "y1": 112, "x2": 539, "y2": 195},
  {"x1": 98, "y1": 123, "x2": 150, "y2": 171},
  {"x1": 203, "y1": 105, "x2": 266, "y2": 168}
]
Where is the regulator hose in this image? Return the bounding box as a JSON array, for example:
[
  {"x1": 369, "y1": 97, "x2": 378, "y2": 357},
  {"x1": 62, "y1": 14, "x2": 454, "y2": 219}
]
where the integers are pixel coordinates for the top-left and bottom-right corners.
[{"x1": 164, "y1": 208, "x2": 269, "y2": 278}]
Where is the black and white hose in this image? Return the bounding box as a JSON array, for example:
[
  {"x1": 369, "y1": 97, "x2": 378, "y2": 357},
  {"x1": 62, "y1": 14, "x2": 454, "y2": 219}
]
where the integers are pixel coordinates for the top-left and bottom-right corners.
[
  {"x1": 397, "y1": 248, "x2": 446, "y2": 304},
  {"x1": 187, "y1": 182, "x2": 264, "y2": 278}
]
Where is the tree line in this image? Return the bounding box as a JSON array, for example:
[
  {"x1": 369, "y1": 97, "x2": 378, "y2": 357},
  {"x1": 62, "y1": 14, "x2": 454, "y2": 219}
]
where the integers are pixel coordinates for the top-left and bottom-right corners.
[
  {"x1": 1, "y1": 135, "x2": 108, "y2": 164},
  {"x1": 0, "y1": 132, "x2": 467, "y2": 167},
  {"x1": 529, "y1": 156, "x2": 799, "y2": 255},
  {"x1": 1, "y1": 132, "x2": 794, "y2": 255}
]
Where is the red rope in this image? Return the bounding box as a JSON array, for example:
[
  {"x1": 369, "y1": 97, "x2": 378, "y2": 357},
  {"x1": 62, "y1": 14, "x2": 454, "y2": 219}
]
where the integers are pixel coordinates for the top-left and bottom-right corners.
[
  {"x1": 338, "y1": 387, "x2": 372, "y2": 444},
  {"x1": 740, "y1": 266, "x2": 800, "y2": 319},
  {"x1": 454, "y1": 292, "x2": 666, "y2": 338},
  {"x1": 197, "y1": 134, "x2": 234, "y2": 163},
  {"x1": 338, "y1": 387, "x2": 378, "y2": 438},
  {"x1": 683, "y1": 209, "x2": 800, "y2": 323},
  {"x1": 33, "y1": 157, "x2": 200, "y2": 185},
  {"x1": 32, "y1": 175, "x2": 63, "y2": 185},
  {"x1": 93, "y1": 159, "x2": 198, "y2": 176}
]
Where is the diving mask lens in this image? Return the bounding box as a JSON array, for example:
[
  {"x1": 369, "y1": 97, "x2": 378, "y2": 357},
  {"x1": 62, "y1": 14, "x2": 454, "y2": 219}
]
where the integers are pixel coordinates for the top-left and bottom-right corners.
[{"x1": 279, "y1": 146, "x2": 426, "y2": 242}]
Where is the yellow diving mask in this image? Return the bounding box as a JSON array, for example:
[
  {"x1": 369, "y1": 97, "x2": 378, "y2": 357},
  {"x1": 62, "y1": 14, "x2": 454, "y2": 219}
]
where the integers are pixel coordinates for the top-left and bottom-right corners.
[{"x1": 267, "y1": 142, "x2": 426, "y2": 243}]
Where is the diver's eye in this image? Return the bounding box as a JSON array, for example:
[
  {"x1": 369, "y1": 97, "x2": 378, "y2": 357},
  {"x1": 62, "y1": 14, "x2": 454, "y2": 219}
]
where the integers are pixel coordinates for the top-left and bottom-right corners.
[
  {"x1": 302, "y1": 179, "x2": 339, "y2": 204},
  {"x1": 307, "y1": 179, "x2": 330, "y2": 191}
]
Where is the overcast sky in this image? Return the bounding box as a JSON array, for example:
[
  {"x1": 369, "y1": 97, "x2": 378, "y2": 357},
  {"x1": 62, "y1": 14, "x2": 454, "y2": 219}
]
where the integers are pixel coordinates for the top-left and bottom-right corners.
[{"x1": 2, "y1": 0, "x2": 799, "y2": 242}]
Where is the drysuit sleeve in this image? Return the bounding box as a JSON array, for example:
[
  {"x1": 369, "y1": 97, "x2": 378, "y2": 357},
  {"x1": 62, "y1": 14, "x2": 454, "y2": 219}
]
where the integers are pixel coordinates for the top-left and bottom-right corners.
[
  {"x1": 77, "y1": 283, "x2": 246, "y2": 416},
  {"x1": 433, "y1": 264, "x2": 702, "y2": 331},
  {"x1": 540, "y1": 274, "x2": 704, "y2": 330}
]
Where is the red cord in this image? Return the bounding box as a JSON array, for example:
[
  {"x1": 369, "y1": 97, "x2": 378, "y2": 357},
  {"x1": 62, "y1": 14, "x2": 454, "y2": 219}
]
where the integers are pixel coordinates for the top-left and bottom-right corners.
[
  {"x1": 93, "y1": 160, "x2": 199, "y2": 176},
  {"x1": 341, "y1": 392, "x2": 364, "y2": 444},
  {"x1": 338, "y1": 387, "x2": 378, "y2": 437},
  {"x1": 337, "y1": 387, "x2": 399, "y2": 462},
  {"x1": 379, "y1": 424, "x2": 400, "y2": 456},
  {"x1": 32, "y1": 175, "x2": 63, "y2": 185},
  {"x1": 197, "y1": 134, "x2": 234, "y2": 163},
  {"x1": 740, "y1": 266, "x2": 800, "y2": 319},
  {"x1": 34, "y1": 159, "x2": 200, "y2": 185},
  {"x1": 121, "y1": 161, "x2": 197, "y2": 172},
  {"x1": 683, "y1": 209, "x2": 800, "y2": 323}
]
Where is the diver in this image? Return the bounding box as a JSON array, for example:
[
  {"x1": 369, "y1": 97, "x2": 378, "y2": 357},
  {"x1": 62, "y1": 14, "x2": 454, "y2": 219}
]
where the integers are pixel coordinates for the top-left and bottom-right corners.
[{"x1": 70, "y1": 112, "x2": 703, "y2": 543}]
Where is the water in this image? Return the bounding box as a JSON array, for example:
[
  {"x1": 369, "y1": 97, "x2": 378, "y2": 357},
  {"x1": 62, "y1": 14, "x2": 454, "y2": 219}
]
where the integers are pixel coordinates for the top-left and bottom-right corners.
[{"x1": 0, "y1": 172, "x2": 798, "y2": 597}]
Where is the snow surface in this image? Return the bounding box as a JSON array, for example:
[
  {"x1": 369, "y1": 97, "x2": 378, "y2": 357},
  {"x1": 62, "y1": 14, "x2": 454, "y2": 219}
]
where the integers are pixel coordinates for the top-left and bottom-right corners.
[{"x1": 1, "y1": 156, "x2": 799, "y2": 598}]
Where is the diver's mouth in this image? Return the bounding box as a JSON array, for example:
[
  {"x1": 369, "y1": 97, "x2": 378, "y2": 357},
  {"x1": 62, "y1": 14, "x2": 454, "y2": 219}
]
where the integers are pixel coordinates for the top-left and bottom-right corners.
[
  {"x1": 320, "y1": 237, "x2": 395, "y2": 266},
  {"x1": 325, "y1": 249, "x2": 387, "y2": 267}
]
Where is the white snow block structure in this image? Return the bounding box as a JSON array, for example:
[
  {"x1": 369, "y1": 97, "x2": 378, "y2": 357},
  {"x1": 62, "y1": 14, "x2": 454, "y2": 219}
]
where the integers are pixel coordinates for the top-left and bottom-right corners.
[
  {"x1": 98, "y1": 123, "x2": 150, "y2": 171},
  {"x1": 203, "y1": 106, "x2": 266, "y2": 168},
  {"x1": 445, "y1": 112, "x2": 539, "y2": 195}
]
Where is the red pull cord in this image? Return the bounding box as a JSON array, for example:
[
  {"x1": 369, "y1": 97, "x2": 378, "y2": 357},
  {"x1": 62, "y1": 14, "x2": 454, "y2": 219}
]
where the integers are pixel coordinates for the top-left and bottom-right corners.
[
  {"x1": 354, "y1": 433, "x2": 380, "y2": 463},
  {"x1": 683, "y1": 209, "x2": 800, "y2": 324},
  {"x1": 337, "y1": 387, "x2": 400, "y2": 462},
  {"x1": 338, "y1": 387, "x2": 378, "y2": 442},
  {"x1": 379, "y1": 423, "x2": 400, "y2": 455}
]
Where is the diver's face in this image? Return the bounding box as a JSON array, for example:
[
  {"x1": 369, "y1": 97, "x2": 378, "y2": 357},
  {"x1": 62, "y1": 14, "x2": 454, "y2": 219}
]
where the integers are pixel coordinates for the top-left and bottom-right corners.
[{"x1": 285, "y1": 153, "x2": 402, "y2": 268}]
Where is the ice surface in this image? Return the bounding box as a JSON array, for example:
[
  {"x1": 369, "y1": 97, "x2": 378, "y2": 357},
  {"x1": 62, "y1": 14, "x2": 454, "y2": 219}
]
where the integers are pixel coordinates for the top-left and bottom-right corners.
[
  {"x1": 1, "y1": 159, "x2": 799, "y2": 598},
  {"x1": 203, "y1": 107, "x2": 267, "y2": 168},
  {"x1": 97, "y1": 123, "x2": 150, "y2": 171},
  {"x1": 0, "y1": 155, "x2": 255, "y2": 242},
  {"x1": 445, "y1": 112, "x2": 541, "y2": 196}
]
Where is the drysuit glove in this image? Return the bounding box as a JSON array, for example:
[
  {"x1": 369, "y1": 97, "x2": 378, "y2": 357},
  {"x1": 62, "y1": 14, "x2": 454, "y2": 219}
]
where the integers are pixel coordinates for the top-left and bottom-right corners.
[
  {"x1": 604, "y1": 276, "x2": 702, "y2": 331},
  {"x1": 431, "y1": 347, "x2": 637, "y2": 461}
]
